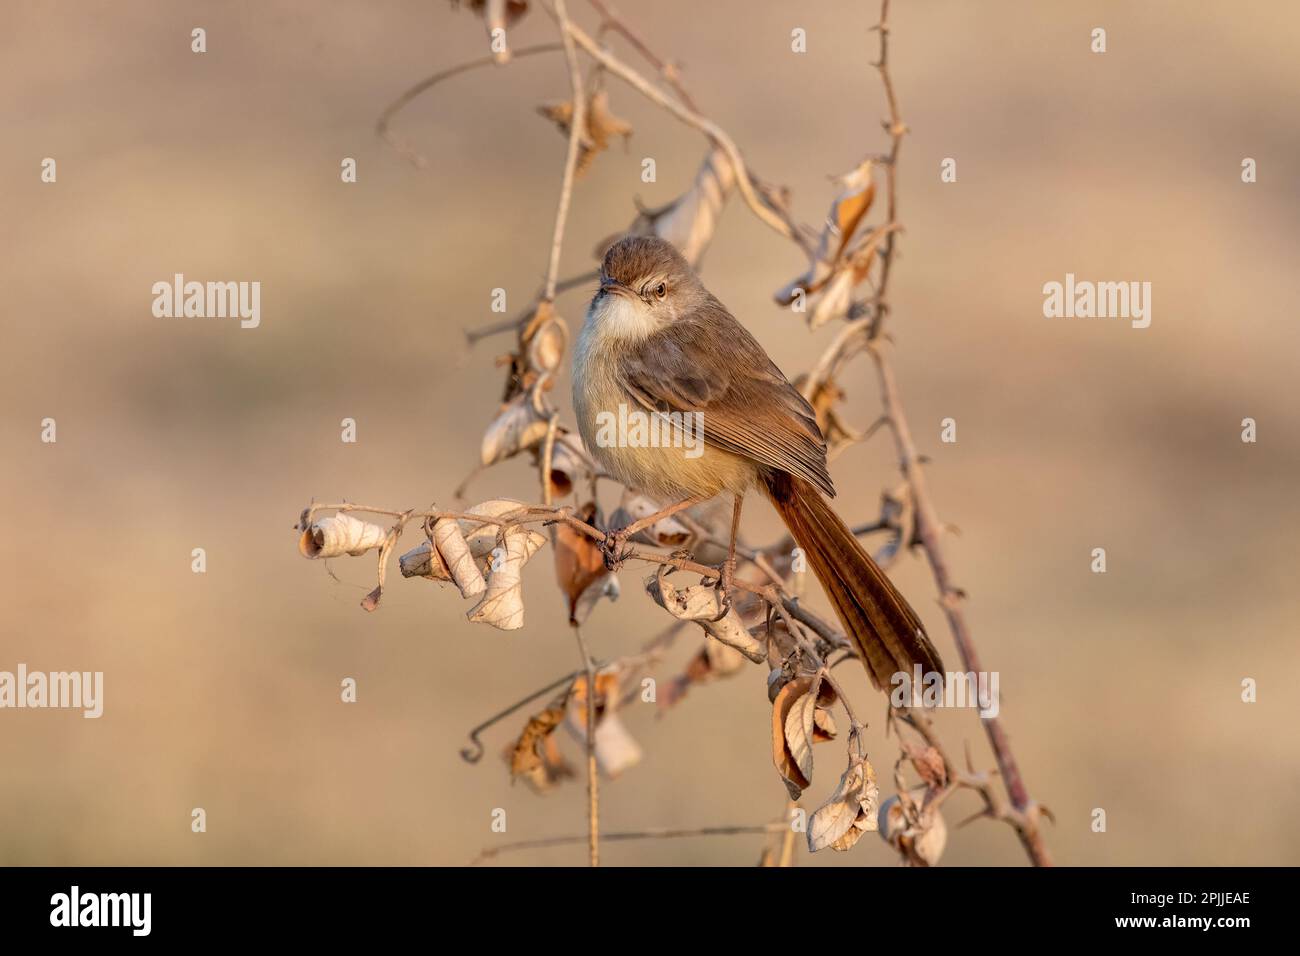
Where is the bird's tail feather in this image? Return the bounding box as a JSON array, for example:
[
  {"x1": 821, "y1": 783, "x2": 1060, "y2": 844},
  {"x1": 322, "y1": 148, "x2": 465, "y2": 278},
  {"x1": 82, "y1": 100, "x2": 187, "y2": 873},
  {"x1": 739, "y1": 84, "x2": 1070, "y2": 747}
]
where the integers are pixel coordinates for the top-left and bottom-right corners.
[{"x1": 764, "y1": 470, "x2": 944, "y2": 692}]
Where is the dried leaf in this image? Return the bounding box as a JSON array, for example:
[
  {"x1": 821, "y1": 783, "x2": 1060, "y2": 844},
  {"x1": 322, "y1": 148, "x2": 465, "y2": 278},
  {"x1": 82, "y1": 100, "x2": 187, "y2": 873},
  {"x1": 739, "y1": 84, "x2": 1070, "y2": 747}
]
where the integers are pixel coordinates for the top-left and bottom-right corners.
[
  {"x1": 704, "y1": 635, "x2": 747, "y2": 677},
  {"x1": 460, "y1": 499, "x2": 544, "y2": 565},
  {"x1": 565, "y1": 670, "x2": 642, "y2": 778},
  {"x1": 645, "y1": 572, "x2": 765, "y2": 663},
  {"x1": 770, "y1": 677, "x2": 813, "y2": 799},
  {"x1": 545, "y1": 433, "x2": 587, "y2": 499},
  {"x1": 509, "y1": 703, "x2": 566, "y2": 780},
  {"x1": 402, "y1": 500, "x2": 543, "y2": 583},
  {"x1": 809, "y1": 757, "x2": 880, "y2": 853},
  {"x1": 806, "y1": 260, "x2": 856, "y2": 329},
  {"x1": 299, "y1": 513, "x2": 388, "y2": 559},
  {"x1": 826, "y1": 161, "x2": 876, "y2": 261},
  {"x1": 580, "y1": 711, "x2": 642, "y2": 778},
  {"x1": 783, "y1": 691, "x2": 817, "y2": 784},
  {"x1": 500, "y1": 300, "x2": 559, "y2": 402},
  {"x1": 903, "y1": 742, "x2": 948, "y2": 790},
  {"x1": 878, "y1": 790, "x2": 948, "y2": 866},
  {"x1": 537, "y1": 89, "x2": 632, "y2": 175},
  {"x1": 660, "y1": 634, "x2": 746, "y2": 711},
  {"x1": 432, "y1": 517, "x2": 486, "y2": 599},
  {"x1": 397, "y1": 540, "x2": 451, "y2": 580},
  {"x1": 813, "y1": 705, "x2": 838, "y2": 742},
  {"x1": 466, "y1": 525, "x2": 543, "y2": 630},
  {"x1": 775, "y1": 158, "x2": 876, "y2": 306},
  {"x1": 553, "y1": 502, "x2": 617, "y2": 625},
  {"x1": 598, "y1": 146, "x2": 736, "y2": 268},
  {"x1": 481, "y1": 390, "x2": 549, "y2": 466},
  {"x1": 573, "y1": 575, "x2": 619, "y2": 627},
  {"x1": 758, "y1": 617, "x2": 801, "y2": 668}
]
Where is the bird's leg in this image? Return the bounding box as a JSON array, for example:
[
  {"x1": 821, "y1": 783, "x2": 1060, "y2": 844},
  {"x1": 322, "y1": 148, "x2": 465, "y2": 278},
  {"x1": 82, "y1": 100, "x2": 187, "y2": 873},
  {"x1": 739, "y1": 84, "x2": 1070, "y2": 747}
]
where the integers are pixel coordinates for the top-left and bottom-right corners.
[
  {"x1": 600, "y1": 495, "x2": 702, "y2": 571},
  {"x1": 709, "y1": 492, "x2": 744, "y2": 619}
]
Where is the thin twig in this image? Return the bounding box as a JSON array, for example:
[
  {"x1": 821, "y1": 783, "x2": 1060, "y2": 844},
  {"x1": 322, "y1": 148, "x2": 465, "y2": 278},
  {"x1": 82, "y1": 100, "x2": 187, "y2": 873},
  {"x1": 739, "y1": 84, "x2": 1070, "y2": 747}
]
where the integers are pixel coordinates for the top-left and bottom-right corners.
[
  {"x1": 459, "y1": 670, "x2": 581, "y2": 763},
  {"x1": 584, "y1": 0, "x2": 701, "y2": 112},
  {"x1": 869, "y1": 342, "x2": 1051, "y2": 864},
  {"x1": 572, "y1": 624, "x2": 599, "y2": 867},
  {"x1": 543, "y1": 7, "x2": 803, "y2": 246},
  {"x1": 377, "y1": 43, "x2": 563, "y2": 168},
  {"x1": 544, "y1": 0, "x2": 588, "y2": 302},
  {"x1": 867, "y1": 0, "x2": 905, "y2": 338},
  {"x1": 473, "y1": 822, "x2": 787, "y2": 865}
]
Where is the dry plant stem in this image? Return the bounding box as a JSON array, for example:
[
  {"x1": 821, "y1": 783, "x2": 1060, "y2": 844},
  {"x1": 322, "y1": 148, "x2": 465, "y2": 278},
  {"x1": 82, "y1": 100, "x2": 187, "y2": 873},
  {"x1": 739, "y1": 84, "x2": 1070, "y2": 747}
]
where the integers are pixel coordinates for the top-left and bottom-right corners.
[
  {"x1": 377, "y1": 43, "x2": 563, "y2": 167},
  {"x1": 850, "y1": 0, "x2": 1049, "y2": 864},
  {"x1": 575, "y1": 0, "x2": 810, "y2": 254},
  {"x1": 572, "y1": 623, "x2": 599, "y2": 867},
  {"x1": 330, "y1": 0, "x2": 1050, "y2": 868},
  {"x1": 584, "y1": 0, "x2": 700, "y2": 112},
  {"x1": 545, "y1": 0, "x2": 588, "y2": 302},
  {"x1": 459, "y1": 670, "x2": 580, "y2": 762},
  {"x1": 868, "y1": 342, "x2": 1051, "y2": 866},
  {"x1": 868, "y1": 0, "x2": 905, "y2": 339},
  {"x1": 548, "y1": 9, "x2": 800, "y2": 245},
  {"x1": 776, "y1": 799, "x2": 798, "y2": 866},
  {"x1": 301, "y1": 500, "x2": 768, "y2": 595},
  {"x1": 472, "y1": 822, "x2": 788, "y2": 865},
  {"x1": 540, "y1": 414, "x2": 561, "y2": 506},
  {"x1": 466, "y1": 270, "x2": 600, "y2": 344},
  {"x1": 801, "y1": 314, "x2": 872, "y2": 403},
  {"x1": 760, "y1": 586, "x2": 863, "y2": 734},
  {"x1": 893, "y1": 706, "x2": 1042, "y2": 838}
]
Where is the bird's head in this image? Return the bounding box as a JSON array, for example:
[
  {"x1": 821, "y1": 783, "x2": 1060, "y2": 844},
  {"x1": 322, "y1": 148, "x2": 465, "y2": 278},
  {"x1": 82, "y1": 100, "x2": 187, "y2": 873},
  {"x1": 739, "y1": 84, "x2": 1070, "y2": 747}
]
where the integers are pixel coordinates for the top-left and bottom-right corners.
[{"x1": 588, "y1": 235, "x2": 707, "y2": 339}]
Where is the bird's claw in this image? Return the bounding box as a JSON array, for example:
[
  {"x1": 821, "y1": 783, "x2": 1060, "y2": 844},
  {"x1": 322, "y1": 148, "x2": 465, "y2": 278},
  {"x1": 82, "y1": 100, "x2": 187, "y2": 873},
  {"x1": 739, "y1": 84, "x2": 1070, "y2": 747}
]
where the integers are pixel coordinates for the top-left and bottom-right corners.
[
  {"x1": 600, "y1": 528, "x2": 632, "y2": 571},
  {"x1": 705, "y1": 556, "x2": 737, "y2": 622}
]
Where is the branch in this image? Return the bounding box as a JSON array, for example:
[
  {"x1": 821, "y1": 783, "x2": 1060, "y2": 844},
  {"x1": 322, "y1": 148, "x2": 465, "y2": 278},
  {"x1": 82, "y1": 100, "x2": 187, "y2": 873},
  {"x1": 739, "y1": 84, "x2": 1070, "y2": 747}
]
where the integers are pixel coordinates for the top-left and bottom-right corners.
[
  {"x1": 870, "y1": 342, "x2": 1051, "y2": 864},
  {"x1": 543, "y1": 4, "x2": 810, "y2": 252},
  {"x1": 584, "y1": 0, "x2": 701, "y2": 113},
  {"x1": 544, "y1": 0, "x2": 587, "y2": 303},
  {"x1": 855, "y1": 0, "x2": 1051, "y2": 865},
  {"x1": 472, "y1": 821, "x2": 788, "y2": 865},
  {"x1": 376, "y1": 43, "x2": 563, "y2": 168}
]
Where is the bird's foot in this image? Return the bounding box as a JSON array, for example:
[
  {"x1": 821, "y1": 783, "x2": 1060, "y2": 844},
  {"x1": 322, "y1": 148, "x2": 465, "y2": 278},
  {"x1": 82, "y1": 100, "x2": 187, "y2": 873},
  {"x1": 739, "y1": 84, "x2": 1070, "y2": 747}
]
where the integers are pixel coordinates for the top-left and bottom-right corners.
[
  {"x1": 599, "y1": 527, "x2": 634, "y2": 571},
  {"x1": 706, "y1": 555, "x2": 738, "y2": 622}
]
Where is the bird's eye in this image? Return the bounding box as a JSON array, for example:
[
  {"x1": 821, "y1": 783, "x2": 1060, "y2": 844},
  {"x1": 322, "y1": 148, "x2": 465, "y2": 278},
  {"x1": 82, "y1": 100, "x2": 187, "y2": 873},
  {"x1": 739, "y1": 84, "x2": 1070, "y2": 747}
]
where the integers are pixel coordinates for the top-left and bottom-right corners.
[{"x1": 654, "y1": 282, "x2": 667, "y2": 299}]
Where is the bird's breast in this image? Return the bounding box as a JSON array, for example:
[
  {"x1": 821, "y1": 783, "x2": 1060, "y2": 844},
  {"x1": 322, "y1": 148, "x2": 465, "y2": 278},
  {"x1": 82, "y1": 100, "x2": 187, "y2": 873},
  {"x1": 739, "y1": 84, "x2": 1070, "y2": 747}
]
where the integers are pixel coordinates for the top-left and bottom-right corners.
[{"x1": 572, "y1": 317, "x2": 755, "y2": 501}]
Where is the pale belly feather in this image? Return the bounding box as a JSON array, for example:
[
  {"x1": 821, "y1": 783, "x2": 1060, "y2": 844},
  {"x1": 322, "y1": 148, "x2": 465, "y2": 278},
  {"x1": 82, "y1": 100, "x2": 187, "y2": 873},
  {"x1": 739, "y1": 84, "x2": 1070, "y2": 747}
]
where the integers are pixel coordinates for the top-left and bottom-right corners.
[{"x1": 572, "y1": 317, "x2": 755, "y2": 501}]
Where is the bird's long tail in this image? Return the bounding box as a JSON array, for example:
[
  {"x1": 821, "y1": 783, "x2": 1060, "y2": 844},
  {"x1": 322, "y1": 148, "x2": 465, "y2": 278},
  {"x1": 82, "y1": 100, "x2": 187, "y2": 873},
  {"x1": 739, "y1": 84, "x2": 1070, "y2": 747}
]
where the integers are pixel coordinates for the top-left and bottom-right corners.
[{"x1": 764, "y1": 470, "x2": 944, "y2": 692}]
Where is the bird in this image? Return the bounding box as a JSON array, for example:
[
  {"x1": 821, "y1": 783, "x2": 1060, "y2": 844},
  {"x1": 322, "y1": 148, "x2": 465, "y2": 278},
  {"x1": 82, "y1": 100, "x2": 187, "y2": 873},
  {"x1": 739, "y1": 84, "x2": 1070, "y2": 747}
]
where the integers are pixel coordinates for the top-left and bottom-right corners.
[{"x1": 572, "y1": 234, "x2": 943, "y2": 691}]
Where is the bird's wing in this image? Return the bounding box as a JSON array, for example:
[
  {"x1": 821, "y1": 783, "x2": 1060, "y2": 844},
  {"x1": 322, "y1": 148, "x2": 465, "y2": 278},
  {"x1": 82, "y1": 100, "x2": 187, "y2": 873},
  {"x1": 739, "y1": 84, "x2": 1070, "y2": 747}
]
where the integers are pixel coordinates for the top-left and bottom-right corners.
[{"x1": 616, "y1": 301, "x2": 836, "y2": 496}]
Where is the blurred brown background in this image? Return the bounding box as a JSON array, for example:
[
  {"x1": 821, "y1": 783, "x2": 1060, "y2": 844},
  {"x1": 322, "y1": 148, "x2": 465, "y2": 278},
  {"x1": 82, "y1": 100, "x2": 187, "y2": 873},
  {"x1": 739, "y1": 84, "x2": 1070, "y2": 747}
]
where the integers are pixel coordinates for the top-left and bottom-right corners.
[{"x1": 2, "y1": 0, "x2": 1297, "y2": 866}]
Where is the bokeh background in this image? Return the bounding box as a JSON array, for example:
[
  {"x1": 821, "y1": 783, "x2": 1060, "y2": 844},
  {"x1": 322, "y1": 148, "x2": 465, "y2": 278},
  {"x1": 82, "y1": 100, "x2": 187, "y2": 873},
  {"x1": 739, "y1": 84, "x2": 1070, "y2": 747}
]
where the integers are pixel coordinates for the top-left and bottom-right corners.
[{"x1": 2, "y1": 0, "x2": 1297, "y2": 866}]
